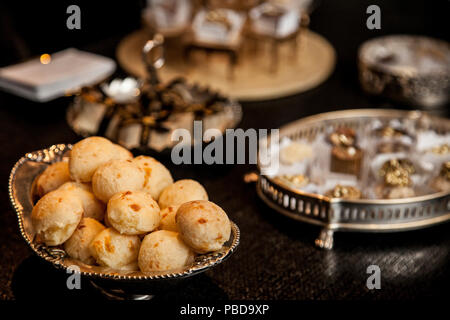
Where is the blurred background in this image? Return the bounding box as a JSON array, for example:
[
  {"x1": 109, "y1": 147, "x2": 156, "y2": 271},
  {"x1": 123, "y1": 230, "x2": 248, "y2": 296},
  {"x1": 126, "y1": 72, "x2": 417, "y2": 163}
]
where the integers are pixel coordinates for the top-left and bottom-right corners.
[{"x1": 0, "y1": 0, "x2": 448, "y2": 68}]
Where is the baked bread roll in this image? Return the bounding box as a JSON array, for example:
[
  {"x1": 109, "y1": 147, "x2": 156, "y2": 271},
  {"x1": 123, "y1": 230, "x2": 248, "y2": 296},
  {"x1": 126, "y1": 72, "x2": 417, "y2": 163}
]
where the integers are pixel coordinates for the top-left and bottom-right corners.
[
  {"x1": 36, "y1": 161, "x2": 71, "y2": 197},
  {"x1": 64, "y1": 218, "x2": 106, "y2": 264},
  {"x1": 159, "y1": 205, "x2": 180, "y2": 232},
  {"x1": 138, "y1": 230, "x2": 194, "y2": 272},
  {"x1": 280, "y1": 142, "x2": 313, "y2": 165},
  {"x1": 158, "y1": 179, "x2": 208, "y2": 209},
  {"x1": 176, "y1": 200, "x2": 230, "y2": 253},
  {"x1": 58, "y1": 182, "x2": 105, "y2": 221},
  {"x1": 31, "y1": 189, "x2": 83, "y2": 246},
  {"x1": 132, "y1": 155, "x2": 173, "y2": 200},
  {"x1": 89, "y1": 228, "x2": 140, "y2": 269},
  {"x1": 107, "y1": 191, "x2": 161, "y2": 235},
  {"x1": 69, "y1": 137, "x2": 117, "y2": 182},
  {"x1": 92, "y1": 159, "x2": 145, "y2": 203},
  {"x1": 112, "y1": 144, "x2": 133, "y2": 160}
]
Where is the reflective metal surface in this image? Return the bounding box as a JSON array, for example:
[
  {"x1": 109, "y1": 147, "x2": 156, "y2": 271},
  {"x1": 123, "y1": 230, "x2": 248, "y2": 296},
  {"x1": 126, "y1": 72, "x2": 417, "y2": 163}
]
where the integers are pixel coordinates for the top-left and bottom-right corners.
[{"x1": 257, "y1": 109, "x2": 450, "y2": 249}]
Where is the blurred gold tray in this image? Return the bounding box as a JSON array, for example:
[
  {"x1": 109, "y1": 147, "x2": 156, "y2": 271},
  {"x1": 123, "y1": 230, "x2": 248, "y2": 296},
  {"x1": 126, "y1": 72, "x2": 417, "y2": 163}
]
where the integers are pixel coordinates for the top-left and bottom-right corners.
[{"x1": 117, "y1": 29, "x2": 336, "y2": 101}]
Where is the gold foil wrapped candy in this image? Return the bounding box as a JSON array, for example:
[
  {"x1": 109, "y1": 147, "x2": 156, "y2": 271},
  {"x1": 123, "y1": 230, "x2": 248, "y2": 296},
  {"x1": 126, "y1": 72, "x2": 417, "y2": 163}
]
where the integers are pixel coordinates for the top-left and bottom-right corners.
[
  {"x1": 439, "y1": 161, "x2": 450, "y2": 180},
  {"x1": 330, "y1": 146, "x2": 363, "y2": 176},
  {"x1": 430, "y1": 144, "x2": 450, "y2": 155},
  {"x1": 277, "y1": 174, "x2": 309, "y2": 188},
  {"x1": 379, "y1": 159, "x2": 415, "y2": 187},
  {"x1": 329, "y1": 127, "x2": 363, "y2": 176},
  {"x1": 375, "y1": 126, "x2": 407, "y2": 138},
  {"x1": 377, "y1": 141, "x2": 409, "y2": 154},
  {"x1": 325, "y1": 185, "x2": 362, "y2": 200}
]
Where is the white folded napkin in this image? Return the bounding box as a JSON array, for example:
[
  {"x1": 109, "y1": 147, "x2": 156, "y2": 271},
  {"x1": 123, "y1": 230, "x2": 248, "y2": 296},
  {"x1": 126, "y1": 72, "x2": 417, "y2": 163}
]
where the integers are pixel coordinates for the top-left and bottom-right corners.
[{"x1": 0, "y1": 48, "x2": 116, "y2": 102}]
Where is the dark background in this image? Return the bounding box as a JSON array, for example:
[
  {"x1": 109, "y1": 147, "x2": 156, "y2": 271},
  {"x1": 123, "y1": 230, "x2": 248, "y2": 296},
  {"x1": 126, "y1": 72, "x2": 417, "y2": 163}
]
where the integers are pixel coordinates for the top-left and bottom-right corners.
[{"x1": 0, "y1": 0, "x2": 449, "y2": 300}]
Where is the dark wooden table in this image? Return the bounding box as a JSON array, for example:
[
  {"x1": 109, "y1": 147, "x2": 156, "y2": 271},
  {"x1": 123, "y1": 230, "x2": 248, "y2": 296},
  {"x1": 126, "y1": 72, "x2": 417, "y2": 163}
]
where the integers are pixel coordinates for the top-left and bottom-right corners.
[{"x1": 0, "y1": 0, "x2": 449, "y2": 301}]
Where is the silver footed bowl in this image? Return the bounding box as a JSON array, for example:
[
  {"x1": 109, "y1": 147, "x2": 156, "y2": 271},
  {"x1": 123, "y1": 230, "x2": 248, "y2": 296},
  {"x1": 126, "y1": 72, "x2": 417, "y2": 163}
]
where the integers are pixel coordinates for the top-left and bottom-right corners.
[{"x1": 9, "y1": 144, "x2": 240, "y2": 285}]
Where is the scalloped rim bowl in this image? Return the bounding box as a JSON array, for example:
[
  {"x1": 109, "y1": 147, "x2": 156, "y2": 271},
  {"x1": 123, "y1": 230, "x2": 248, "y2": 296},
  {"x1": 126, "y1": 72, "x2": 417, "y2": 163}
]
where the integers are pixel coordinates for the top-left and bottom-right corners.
[{"x1": 9, "y1": 144, "x2": 240, "y2": 282}]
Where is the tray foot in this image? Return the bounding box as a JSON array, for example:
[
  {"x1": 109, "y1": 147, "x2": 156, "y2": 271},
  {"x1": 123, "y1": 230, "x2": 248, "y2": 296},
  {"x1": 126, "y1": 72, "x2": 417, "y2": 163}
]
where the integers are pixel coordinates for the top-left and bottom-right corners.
[{"x1": 315, "y1": 228, "x2": 334, "y2": 250}]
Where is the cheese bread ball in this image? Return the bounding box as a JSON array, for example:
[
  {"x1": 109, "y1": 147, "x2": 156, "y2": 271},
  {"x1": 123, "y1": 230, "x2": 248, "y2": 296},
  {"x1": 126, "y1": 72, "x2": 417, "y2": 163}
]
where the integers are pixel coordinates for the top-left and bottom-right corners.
[
  {"x1": 103, "y1": 211, "x2": 112, "y2": 228},
  {"x1": 112, "y1": 144, "x2": 133, "y2": 160},
  {"x1": 132, "y1": 156, "x2": 173, "y2": 201},
  {"x1": 176, "y1": 200, "x2": 231, "y2": 253},
  {"x1": 159, "y1": 205, "x2": 180, "y2": 232},
  {"x1": 107, "y1": 191, "x2": 161, "y2": 235},
  {"x1": 92, "y1": 159, "x2": 145, "y2": 203},
  {"x1": 64, "y1": 218, "x2": 106, "y2": 264},
  {"x1": 138, "y1": 230, "x2": 194, "y2": 272},
  {"x1": 31, "y1": 189, "x2": 83, "y2": 246},
  {"x1": 120, "y1": 261, "x2": 139, "y2": 272},
  {"x1": 158, "y1": 179, "x2": 208, "y2": 209},
  {"x1": 89, "y1": 228, "x2": 140, "y2": 269},
  {"x1": 58, "y1": 182, "x2": 105, "y2": 221},
  {"x1": 69, "y1": 137, "x2": 117, "y2": 182},
  {"x1": 36, "y1": 161, "x2": 71, "y2": 198}
]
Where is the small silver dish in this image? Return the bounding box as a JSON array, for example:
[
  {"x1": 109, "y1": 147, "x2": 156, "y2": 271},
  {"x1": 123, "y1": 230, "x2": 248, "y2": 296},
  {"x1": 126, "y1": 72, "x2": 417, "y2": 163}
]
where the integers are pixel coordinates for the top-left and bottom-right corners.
[
  {"x1": 9, "y1": 144, "x2": 240, "y2": 299},
  {"x1": 358, "y1": 35, "x2": 450, "y2": 109}
]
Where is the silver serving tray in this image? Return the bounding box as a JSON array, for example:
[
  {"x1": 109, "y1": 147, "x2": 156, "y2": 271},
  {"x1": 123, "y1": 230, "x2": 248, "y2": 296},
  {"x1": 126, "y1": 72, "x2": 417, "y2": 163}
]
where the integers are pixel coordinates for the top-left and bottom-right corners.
[
  {"x1": 9, "y1": 144, "x2": 240, "y2": 298},
  {"x1": 257, "y1": 109, "x2": 450, "y2": 249}
]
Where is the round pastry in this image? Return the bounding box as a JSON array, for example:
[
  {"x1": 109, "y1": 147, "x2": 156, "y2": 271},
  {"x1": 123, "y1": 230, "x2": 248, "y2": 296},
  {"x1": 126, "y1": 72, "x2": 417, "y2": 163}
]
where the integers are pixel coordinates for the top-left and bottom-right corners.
[
  {"x1": 132, "y1": 155, "x2": 173, "y2": 200},
  {"x1": 112, "y1": 144, "x2": 133, "y2": 160},
  {"x1": 138, "y1": 230, "x2": 194, "y2": 272},
  {"x1": 64, "y1": 218, "x2": 106, "y2": 264},
  {"x1": 107, "y1": 191, "x2": 161, "y2": 235},
  {"x1": 176, "y1": 200, "x2": 230, "y2": 253},
  {"x1": 280, "y1": 142, "x2": 313, "y2": 165},
  {"x1": 159, "y1": 205, "x2": 180, "y2": 232},
  {"x1": 158, "y1": 179, "x2": 208, "y2": 209},
  {"x1": 92, "y1": 159, "x2": 145, "y2": 203},
  {"x1": 329, "y1": 127, "x2": 357, "y2": 146},
  {"x1": 58, "y1": 182, "x2": 105, "y2": 221},
  {"x1": 69, "y1": 136, "x2": 117, "y2": 182},
  {"x1": 36, "y1": 161, "x2": 71, "y2": 198},
  {"x1": 89, "y1": 228, "x2": 141, "y2": 269},
  {"x1": 31, "y1": 189, "x2": 83, "y2": 246},
  {"x1": 103, "y1": 211, "x2": 112, "y2": 228}
]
